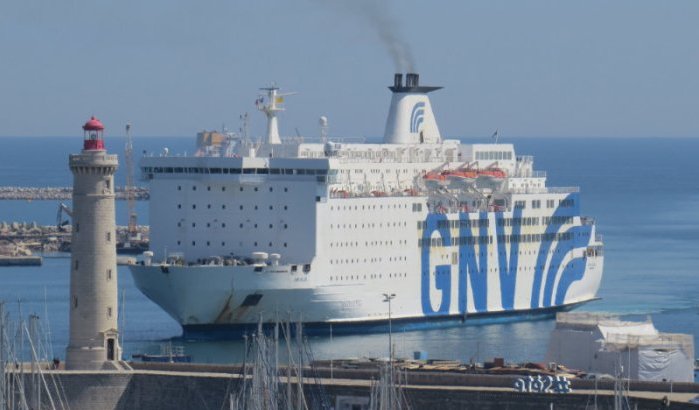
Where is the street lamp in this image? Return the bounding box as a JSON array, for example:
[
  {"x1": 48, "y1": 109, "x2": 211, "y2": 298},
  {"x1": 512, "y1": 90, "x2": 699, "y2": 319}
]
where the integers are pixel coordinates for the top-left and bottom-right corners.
[{"x1": 382, "y1": 292, "x2": 396, "y2": 361}]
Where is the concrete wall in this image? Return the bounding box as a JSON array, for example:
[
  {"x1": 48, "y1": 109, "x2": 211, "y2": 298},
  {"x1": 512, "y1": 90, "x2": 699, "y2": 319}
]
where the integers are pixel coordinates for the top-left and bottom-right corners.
[{"x1": 14, "y1": 370, "x2": 699, "y2": 410}]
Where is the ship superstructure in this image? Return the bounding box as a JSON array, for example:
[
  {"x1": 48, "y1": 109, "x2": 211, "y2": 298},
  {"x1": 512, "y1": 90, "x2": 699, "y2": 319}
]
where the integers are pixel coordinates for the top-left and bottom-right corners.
[{"x1": 130, "y1": 74, "x2": 604, "y2": 336}]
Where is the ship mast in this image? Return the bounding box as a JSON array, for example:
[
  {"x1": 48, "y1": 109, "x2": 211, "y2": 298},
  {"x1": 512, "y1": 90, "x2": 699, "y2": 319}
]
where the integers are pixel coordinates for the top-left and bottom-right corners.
[{"x1": 256, "y1": 86, "x2": 295, "y2": 145}]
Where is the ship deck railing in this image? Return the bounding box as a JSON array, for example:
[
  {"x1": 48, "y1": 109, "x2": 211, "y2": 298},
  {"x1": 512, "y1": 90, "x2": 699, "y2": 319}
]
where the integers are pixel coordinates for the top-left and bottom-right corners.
[{"x1": 507, "y1": 186, "x2": 579, "y2": 194}]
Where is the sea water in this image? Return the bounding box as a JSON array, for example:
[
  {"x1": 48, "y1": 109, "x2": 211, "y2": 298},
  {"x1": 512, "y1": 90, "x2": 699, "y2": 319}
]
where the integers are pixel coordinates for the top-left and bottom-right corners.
[{"x1": 0, "y1": 136, "x2": 697, "y2": 364}]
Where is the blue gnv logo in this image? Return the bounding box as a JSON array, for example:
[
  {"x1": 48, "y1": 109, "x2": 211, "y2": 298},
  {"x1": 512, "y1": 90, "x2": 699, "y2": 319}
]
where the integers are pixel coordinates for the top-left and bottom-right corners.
[
  {"x1": 410, "y1": 102, "x2": 425, "y2": 133},
  {"x1": 419, "y1": 193, "x2": 590, "y2": 316}
]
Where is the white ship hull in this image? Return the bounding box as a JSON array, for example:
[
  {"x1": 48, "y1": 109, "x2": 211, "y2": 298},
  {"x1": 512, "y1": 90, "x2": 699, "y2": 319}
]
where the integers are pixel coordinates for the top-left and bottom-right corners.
[{"x1": 130, "y1": 206, "x2": 604, "y2": 336}]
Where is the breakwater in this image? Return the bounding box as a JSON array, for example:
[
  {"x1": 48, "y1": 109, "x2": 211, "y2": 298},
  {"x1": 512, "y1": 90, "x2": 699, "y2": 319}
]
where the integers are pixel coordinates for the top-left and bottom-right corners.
[
  {"x1": 0, "y1": 222, "x2": 148, "y2": 254},
  {"x1": 0, "y1": 186, "x2": 149, "y2": 200},
  {"x1": 8, "y1": 365, "x2": 699, "y2": 410}
]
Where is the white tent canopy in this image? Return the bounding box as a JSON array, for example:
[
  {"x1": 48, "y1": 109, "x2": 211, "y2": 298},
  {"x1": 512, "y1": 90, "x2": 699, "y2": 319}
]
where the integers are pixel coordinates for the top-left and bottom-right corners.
[{"x1": 546, "y1": 312, "x2": 694, "y2": 382}]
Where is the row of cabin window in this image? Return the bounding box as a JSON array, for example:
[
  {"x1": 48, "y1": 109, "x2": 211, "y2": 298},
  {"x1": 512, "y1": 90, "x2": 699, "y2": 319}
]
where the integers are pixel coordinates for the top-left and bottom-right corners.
[
  {"x1": 496, "y1": 232, "x2": 574, "y2": 243},
  {"x1": 178, "y1": 185, "x2": 289, "y2": 193},
  {"x1": 145, "y1": 167, "x2": 328, "y2": 176},
  {"x1": 177, "y1": 204, "x2": 289, "y2": 211},
  {"x1": 330, "y1": 256, "x2": 407, "y2": 265},
  {"x1": 330, "y1": 222, "x2": 407, "y2": 229},
  {"x1": 417, "y1": 231, "x2": 575, "y2": 248},
  {"x1": 419, "y1": 236, "x2": 493, "y2": 248},
  {"x1": 329, "y1": 239, "x2": 408, "y2": 248},
  {"x1": 177, "y1": 221, "x2": 288, "y2": 229},
  {"x1": 329, "y1": 272, "x2": 407, "y2": 281},
  {"x1": 329, "y1": 203, "x2": 409, "y2": 211},
  {"x1": 176, "y1": 240, "x2": 289, "y2": 248},
  {"x1": 475, "y1": 151, "x2": 514, "y2": 161},
  {"x1": 427, "y1": 262, "x2": 574, "y2": 275},
  {"x1": 542, "y1": 216, "x2": 574, "y2": 225},
  {"x1": 419, "y1": 216, "x2": 570, "y2": 230},
  {"x1": 515, "y1": 199, "x2": 574, "y2": 209},
  {"x1": 496, "y1": 217, "x2": 540, "y2": 226},
  {"x1": 418, "y1": 219, "x2": 490, "y2": 230}
]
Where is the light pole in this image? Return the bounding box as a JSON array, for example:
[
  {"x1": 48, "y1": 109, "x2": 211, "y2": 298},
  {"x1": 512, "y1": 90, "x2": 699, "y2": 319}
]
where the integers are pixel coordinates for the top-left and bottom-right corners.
[
  {"x1": 382, "y1": 293, "x2": 396, "y2": 360},
  {"x1": 383, "y1": 292, "x2": 397, "y2": 408}
]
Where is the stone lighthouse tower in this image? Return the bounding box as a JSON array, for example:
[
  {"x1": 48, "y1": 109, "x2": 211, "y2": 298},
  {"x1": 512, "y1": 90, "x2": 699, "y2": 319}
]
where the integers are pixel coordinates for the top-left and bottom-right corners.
[{"x1": 65, "y1": 116, "x2": 122, "y2": 370}]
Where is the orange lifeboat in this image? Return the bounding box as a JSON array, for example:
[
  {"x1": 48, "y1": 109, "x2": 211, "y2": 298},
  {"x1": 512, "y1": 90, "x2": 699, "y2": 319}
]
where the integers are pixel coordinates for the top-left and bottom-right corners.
[
  {"x1": 477, "y1": 167, "x2": 507, "y2": 189},
  {"x1": 445, "y1": 169, "x2": 478, "y2": 188},
  {"x1": 423, "y1": 171, "x2": 449, "y2": 189}
]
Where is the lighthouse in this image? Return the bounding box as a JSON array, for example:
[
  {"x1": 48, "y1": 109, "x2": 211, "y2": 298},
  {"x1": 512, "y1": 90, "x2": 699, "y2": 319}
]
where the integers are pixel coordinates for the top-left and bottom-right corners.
[{"x1": 65, "y1": 116, "x2": 122, "y2": 370}]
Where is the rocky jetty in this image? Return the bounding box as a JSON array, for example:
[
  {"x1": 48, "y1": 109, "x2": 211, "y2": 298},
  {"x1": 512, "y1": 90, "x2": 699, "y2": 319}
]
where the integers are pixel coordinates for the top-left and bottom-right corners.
[
  {"x1": 0, "y1": 186, "x2": 149, "y2": 200},
  {"x1": 0, "y1": 221, "x2": 149, "y2": 256}
]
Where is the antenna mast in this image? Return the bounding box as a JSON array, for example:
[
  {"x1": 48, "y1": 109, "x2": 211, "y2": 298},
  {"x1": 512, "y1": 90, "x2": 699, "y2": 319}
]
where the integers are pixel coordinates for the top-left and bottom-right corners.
[{"x1": 256, "y1": 85, "x2": 296, "y2": 145}]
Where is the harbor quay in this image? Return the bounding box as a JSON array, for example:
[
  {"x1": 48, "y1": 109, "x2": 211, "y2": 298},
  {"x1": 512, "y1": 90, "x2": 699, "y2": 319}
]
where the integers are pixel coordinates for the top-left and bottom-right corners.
[{"x1": 5, "y1": 362, "x2": 699, "y2": 410}]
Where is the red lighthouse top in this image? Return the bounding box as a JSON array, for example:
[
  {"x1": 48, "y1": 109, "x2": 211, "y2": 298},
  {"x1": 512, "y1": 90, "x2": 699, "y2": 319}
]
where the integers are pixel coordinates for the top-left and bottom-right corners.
[{"x1": 82, "y1": 116, "x2": 105, "y2": 150}]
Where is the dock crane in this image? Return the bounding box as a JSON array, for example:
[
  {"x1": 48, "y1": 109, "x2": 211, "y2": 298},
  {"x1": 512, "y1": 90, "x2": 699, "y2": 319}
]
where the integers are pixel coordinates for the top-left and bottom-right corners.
[
  {"x1": 56, "y1": 202, "x2": 73, "y2": 231},
  {"x1": 125, "y1": 123, "x2": 138, "y2": 238}
]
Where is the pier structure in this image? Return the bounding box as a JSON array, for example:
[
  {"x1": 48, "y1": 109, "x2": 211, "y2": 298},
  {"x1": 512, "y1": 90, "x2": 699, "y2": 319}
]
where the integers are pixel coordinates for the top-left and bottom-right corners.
[{"x1": 65, "y1": 116, "x2": 123, "y2": 370}]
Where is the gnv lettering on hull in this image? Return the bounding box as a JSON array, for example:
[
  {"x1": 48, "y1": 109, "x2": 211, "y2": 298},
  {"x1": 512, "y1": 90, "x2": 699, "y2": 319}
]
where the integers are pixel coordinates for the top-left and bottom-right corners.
[
  {"x1": 420, "y1": 209, "x2": 522, "y2": 316},
  {"x1": 420, "y1": 193, "x2": 587, "y2": 316}
]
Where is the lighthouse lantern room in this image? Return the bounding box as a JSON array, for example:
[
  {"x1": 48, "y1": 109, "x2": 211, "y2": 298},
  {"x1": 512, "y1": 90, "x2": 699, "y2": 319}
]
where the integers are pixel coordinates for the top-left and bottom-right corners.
[{"x1": 82, "y1": 116, "x2": 105, "y2": 150}]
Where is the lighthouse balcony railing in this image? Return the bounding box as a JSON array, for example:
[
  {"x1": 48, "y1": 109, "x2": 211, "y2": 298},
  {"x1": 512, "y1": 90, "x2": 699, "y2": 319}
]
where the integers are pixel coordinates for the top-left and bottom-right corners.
[{"x1": 70, "y1": 153, "x2": 118, "y2": 164}]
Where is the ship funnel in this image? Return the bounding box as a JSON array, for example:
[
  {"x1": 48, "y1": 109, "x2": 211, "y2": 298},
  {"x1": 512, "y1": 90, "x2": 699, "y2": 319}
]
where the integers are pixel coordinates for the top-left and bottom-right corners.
[
  {"x1": 383, "y1": 73, "x2": 442, "y2": 144},
  {"x1": 405, "y1": 73, "x2": 419, "y2": 87},
  {"x1": 394, "y1": 73, "x2": 403, "y2": 88}
]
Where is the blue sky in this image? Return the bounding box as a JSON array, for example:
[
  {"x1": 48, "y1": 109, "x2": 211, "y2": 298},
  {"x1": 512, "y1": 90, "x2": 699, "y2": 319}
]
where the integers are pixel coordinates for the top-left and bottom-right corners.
[{"x1": 0, "y1": 0, "x2": 697, "y2": 138}]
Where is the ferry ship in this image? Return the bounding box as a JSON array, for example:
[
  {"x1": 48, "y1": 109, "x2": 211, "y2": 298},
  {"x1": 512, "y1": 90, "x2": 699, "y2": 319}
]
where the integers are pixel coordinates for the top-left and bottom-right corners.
[{"x1": 130, "y1": 73, "x2": 604, "y2": 337}]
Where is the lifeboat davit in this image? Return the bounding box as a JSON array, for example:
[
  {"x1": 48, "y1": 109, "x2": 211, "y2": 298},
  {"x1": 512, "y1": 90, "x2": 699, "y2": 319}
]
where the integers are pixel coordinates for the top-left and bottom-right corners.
[
  {"x1": 423, "y1": 171, "x2": 449, "y2": 190},
  {"x1": 445, "y1": 169, "x2": 478, "y2": 188}
]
